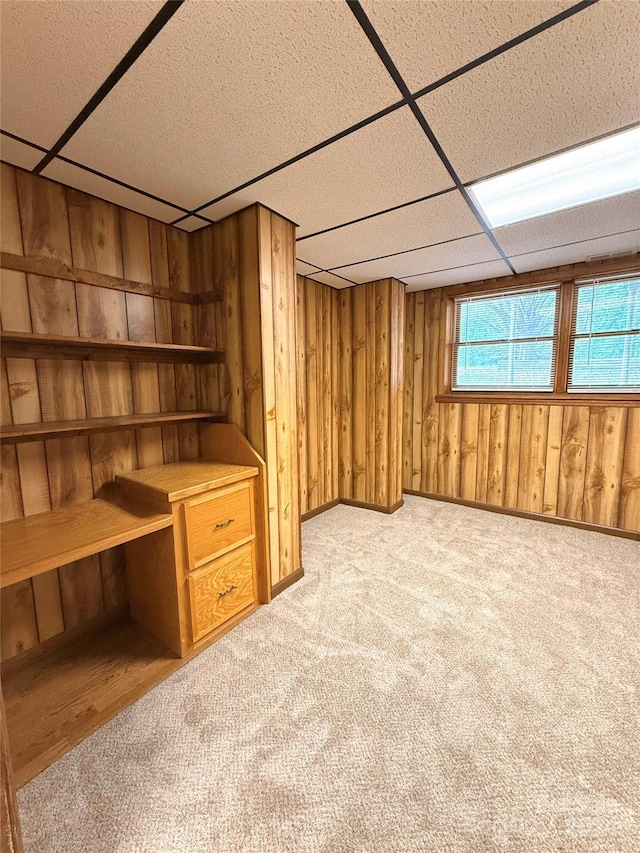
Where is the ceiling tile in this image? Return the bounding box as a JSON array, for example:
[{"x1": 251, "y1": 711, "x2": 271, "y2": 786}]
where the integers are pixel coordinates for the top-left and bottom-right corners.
[
  {"x1": 307, "y1": 271, "x2": 356, "y2": 290},
  {"x1": 419, "y1": 1, "x2": 640, "y2": 181},
  {"x1": 510, "y1": 232, "x2": 640, "y2": 274},
  {"x1": 297, "y1": 260, "x2": 323, "y2": 277},
  {"x1": 332, "y1": 234, "x2": 501, "y2": 283},
  {"x1": 0, "y1": 0, "x2": 164, "y2": 148},
  {"x1": 42, "y1": 159, "x2": 184, "y2": 223},
  {"x1": 173, "y1": 216, "x2": 212, "y2": 233},
  {"x1": 403, "y1": 259, "x2": 513, "y2": 292},
  {"x1": 0, "y1": 135, "x2": 43, "y2": 171},
  {"x1": 362, "y1": 0, "x2": 571, "y2": 91},
  {"x1": 497, "y1": 192, "x2": 640, "y2": 257},
  {"x1": 60, "y1": 1, "x2": 400, "y2": 211},
  {"x1": 199, "y1": 107, "x2": 453, "y2": 236},
  {"x1": 297, "y1": 191, "x2": 481, "y2": 269}
]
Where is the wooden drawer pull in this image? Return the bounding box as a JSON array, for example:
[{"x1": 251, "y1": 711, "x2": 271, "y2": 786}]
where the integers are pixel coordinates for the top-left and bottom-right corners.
[
  {"x1": 218, "y1": 584, "x2": 237, "y2": 599},
  {"x1": 214, "y1": 517, "x2": 235, "y2": 530}
]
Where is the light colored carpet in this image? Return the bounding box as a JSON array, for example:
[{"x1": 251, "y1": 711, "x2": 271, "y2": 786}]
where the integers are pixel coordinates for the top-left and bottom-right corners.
[{"x1": 19, "y1": 496, "x2": 640, "y2": 852}]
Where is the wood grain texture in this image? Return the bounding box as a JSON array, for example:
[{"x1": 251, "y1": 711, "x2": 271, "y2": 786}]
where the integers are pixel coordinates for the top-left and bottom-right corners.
[
  {"x1": 200, "y1": 204, "x2": 301, "y2": 585},
  {"x1": 296, "y1": 276, "x2": 340, "y2": 516},
  {"x1": 404, "y1": 285, "x2": 639, "y2": 532},
  {"x1": 0, "y1": 165, "x2": 228, "y2": 659},
  {"x1": 187, "y1": 544, "x2": 256, "y2": 642},
  {"x1": 268, "y1": 211, "x2": 301, "y2": 580},
  {"x1": 1, "y1": 681, "x2": 24, "y2": 853},
  {"x1": 583, "y1": 407, "x2": 628, "y2": 528},
  {"x1": 335, "y1": 279, "x2": 404, "y2": 511},
  {"x1": 619, "y1": 407, "x2": 640, "y2": 531},
  {"x1": 338, "y1": 289, "x2": 352, "y2": 498}
]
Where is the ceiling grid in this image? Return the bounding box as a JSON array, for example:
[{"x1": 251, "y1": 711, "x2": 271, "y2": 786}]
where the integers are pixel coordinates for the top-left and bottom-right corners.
[{"x1": 0, "y1": 0, "x2": 637, "y2": 290}]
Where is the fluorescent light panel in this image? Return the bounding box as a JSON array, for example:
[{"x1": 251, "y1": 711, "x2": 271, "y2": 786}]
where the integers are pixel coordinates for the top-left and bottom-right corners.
[{"x1": 469, "y1": 126, "x2": 640, "y2": 229}]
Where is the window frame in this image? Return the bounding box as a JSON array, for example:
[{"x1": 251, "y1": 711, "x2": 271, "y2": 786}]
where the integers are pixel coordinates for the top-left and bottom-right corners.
[
  {"x1": 567, "y1": 274, "x2": 640, "y2": 394},
  {"x1": 437, "y1": 274, "x2": 640, "y2": 406},
  {"x1": 451, "y1": 284, "x2": 561, "y2": 393}
]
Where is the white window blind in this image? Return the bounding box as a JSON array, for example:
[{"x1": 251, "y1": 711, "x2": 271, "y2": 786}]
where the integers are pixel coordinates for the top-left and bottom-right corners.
[
  {"x1": 452, "y1": 285, "x2": 560, "y2": 391},
  {"x1": 568, "y1": 274, "x2": 640, "y2": 391}
]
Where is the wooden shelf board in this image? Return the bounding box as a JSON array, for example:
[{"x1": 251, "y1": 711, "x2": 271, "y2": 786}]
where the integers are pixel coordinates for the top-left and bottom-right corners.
[
  {"x1": 0, "y1": 411, "x2": 227, "y2": 444},
  {"x1": 2, "y1": 619, "x2": 178, "y2": 788},
  {"x1": 0, "y1": 330, "x2": 224, "y2": 364},
  {"x1": 1, "y1": 608, "x2": 259, "y2": 788},
  {"x1": 0, "y1": 496, "x2": 173, "y2": 588}
]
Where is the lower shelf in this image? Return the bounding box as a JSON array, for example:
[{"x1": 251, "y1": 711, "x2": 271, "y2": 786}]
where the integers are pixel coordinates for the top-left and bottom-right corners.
[{"x1": 1, "y1": 606, "x2": 257, "y2": 788}]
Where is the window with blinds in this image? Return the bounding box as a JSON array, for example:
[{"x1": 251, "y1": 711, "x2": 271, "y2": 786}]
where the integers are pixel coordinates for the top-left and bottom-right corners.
[
  {"x1": 452, "y1": 286, "x2": 560, "y2": 391},
  {"x1": 568, "y1": 275, "x2": 640, "y2": 391}
]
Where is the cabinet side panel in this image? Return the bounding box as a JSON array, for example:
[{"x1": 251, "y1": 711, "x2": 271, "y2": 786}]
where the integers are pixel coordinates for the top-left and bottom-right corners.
[{"x1": 125, "y1": 528, "x2": 183, "y2": 657}]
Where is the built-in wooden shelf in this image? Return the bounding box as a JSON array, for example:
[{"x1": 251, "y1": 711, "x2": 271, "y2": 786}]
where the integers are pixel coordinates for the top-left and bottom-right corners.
[
  {"x1": 0, "y1": 411, "x2": 227, "y2": 444},
  {"x1": 0, "y1": 496, "x2": 173, "y2": 588},
  {"x1": 1, "y1": 618, "x2": 180, "y2": 787},
  {"x1": 1, "y1": 608, "x2": 259, "y2": 787},
  {"x1": 0, "y1": 330, "x2": 224, "y2": 364}
]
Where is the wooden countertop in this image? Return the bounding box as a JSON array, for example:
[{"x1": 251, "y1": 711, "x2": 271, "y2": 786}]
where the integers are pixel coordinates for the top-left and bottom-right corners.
[
  {"x1": 0, "y1": 496, "x2": 173, "y2": 588},
  {"x1": 116, "y1": 460, "x2": 259, "y2": 502}
]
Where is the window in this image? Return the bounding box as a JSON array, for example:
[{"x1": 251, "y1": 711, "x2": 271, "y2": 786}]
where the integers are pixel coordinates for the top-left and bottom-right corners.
[
  {"x1": 445, "y1": 272, "x2": 640, "y2": 399},
  {"x1": 569, "y1": 276, "x2": 640, "y2": 391},
  {"x1": 452, "y1": 286, "x2": 559, "y2": 391}
]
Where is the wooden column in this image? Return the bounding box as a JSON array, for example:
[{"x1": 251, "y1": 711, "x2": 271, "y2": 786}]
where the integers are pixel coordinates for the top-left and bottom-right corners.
[
  {"x1": 200, "y1": 205, "x2": 301, "y2": 587},
  {"x1": 338, "y1": 278, "x2": 405, "y2": 513}
]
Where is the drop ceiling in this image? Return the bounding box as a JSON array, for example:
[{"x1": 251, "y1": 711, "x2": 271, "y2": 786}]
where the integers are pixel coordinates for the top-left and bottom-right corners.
[{"x1": 1, "y1": 0, "x2": 638, "y2": 292}]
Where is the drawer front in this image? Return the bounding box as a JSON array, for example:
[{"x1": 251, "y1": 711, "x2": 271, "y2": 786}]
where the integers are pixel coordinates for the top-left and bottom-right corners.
[
  {"x1": 187, "y1": 543, "x2": 256, "y2": 642},
  {"x1": 184, "y1": 482, "x2": 253, "y2": 568}
]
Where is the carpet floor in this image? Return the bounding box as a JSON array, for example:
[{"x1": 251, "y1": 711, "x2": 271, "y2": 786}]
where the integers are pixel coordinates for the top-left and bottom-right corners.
[{"x1": 18, "y1": 496, "x2": 640, "y2": 852}]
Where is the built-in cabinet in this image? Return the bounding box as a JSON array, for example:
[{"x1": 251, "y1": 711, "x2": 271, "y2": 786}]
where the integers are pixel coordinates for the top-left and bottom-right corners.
[
  {"x1": 0, "y1": 164, "x2": 300, "y2": 669},
  {"x1": 0, "y1": 423, "x2": 269, "y2": 790},
  {"x1": 0, "y1": 165, "x2": 300, "y2": 820},
  {"x1": 119, "y1": 459, "x2": 261, "y2": 656}
]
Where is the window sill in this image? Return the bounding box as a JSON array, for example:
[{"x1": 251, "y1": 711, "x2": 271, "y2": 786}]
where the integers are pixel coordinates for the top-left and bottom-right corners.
[{"x1": 436, "y1": 392, "x2": 640, "y2": 407}]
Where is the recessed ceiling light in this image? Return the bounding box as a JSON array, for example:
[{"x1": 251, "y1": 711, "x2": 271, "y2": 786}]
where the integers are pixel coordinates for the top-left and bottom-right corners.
[{"x1": 468, "y1": 125, "x2": 640, "y2": 229}]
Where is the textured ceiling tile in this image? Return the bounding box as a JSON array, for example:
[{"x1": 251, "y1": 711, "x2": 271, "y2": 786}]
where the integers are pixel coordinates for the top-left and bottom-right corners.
[
  {"x1": 297, "y1": 260, "x2": 323, "y2": 277},
  {"x1": 332, "y1": 234, "x2": 501, "y2": 283},
  {"x1": 60, "y1": 1, "x2": 400, "y2": 210},
  {"x1": 511, "y1": 232, "x2": 640, "y2": 274},
  {"x1": 0, "y1": 0, "x2": 164, "y2": 148},
  {"x1": 199, "y1": 107, "x2": 453, "y2": 237},
  {"x1": 419, "y1": 1, "x2": 640, "y2": 181},
  {"x1": 297, "y1": 191, "x2": 481, "y2": 269},
  {"x1": 307, "y1": 271, "x2": 356, "y2": 289},
  {"x1": 0, "y1": 135, "x2": 43, "y2": 171},
  {"x1": 497, "y1": 192, "x2": 640, "y2": 257},
  {"x1": 172, "y1": 216, "x2": 212, "y2": 233},
  {"x1": 42, "y1": 159, "x2": 184, "y2": 223},
  {"x1": 403, "y1": 259, "x2": 513, "y2": 292},
  {"x1": 362, "y1": 0, "x2": 570, "y2": 91}
]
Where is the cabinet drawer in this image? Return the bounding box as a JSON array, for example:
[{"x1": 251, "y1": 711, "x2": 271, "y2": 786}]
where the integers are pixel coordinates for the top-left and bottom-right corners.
[
  {"x1": 184, "y1": 482, "x2": 253, "y2": 568},
  {"x1": 187, "y1": 543, "x2": 256, "y2": 642}
]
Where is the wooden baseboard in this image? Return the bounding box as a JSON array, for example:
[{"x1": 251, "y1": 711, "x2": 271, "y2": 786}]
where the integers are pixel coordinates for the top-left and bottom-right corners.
[
  {"x1": 301, "y1": 499, "x2": 340, "y2": 522},
  {"x1": 403, "y1": 490, "x2": 640, "y2": 541},
  {"x1": 271, "y1": 567, "x2": 304, "y2": 598},
  {"x1": 340, "y1": 497, "x2": 404, "y2": 515},
  {"x1": 301, "y1": 497, "x2": 405, "y2": 522}
]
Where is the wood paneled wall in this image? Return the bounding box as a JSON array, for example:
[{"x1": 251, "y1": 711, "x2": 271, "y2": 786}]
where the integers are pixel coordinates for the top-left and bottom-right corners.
[
  {"x1": 403, "y1": 288, "x2": 640, "y2": 533},
  {"x1": 296, "y1": 276, "x2": 339, "y2": 517},
  {"x1": 295, "y1": 277, "x2": 405, "y2": 515},
  {"x1": 0, "y1": 164, "x2": 217, "y2": 660},
  {"x1": 338, "y1": 279, "x2": 405, "y2": 510},
  {"x1": 198, "y1": 206, "x2": 301, "y2": 585}
]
